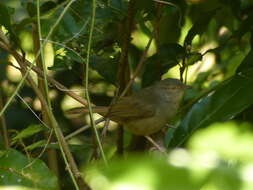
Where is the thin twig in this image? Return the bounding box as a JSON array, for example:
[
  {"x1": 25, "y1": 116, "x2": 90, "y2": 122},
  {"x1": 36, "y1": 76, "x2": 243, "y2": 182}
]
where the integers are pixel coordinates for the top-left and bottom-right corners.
[
  {"x1": 16, "y1": 93, "x2": 50, "y2": 129},
  {"x1": 65, "y1": 118, "x2": 105, "y2": 141},
  {"x1": 34, "y1": 6, "x2": 60, "y2": 177},
  {"x1": 23, "y1": 129, "x2": 54, "y2": 169},
  {"x1": 84, "y1": 0, "x2": 108, "y2": 165},
  {"x1": 7, "y1": 52, "x2": 88, "y2": 106},
  {"x1": 121, "y1": 36, "x2": 153, "y2": 97}
]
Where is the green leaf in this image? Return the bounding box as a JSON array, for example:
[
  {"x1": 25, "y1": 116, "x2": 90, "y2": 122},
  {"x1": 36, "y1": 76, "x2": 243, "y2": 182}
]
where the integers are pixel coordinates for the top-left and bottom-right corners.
[
  {"x1": 90, "y1": 56, "x2": 118, "y2": 84},
  {"x1": 184, "y1": 8, "x2": 218, "y2": 46},
  {"x1": 233, "y1": 12, "x2": 253, "y2": 39},
  {"x1": 0, "y1": 3, "x2": 20, "y2": 47},
  {"x1": 61, "y1": 12, "x2": 80, "y2": 37},
  {"x1": 187, "y1": 52, "x2": 202, "y2": 65},
  {"x1": 26, "y1": 2, "x2": 36, "y2": 17},
  {"x1": 12, "y1": 125, "x2": 46, "y2": 143},
  {"x1": 169, "y1": 69, "x2": 253, "y2": 147},
  {"x1": 188, "y1": 122, "x2": 253, "y2": 162},
  {"x1": 87, "y1": 155, "x2": 200, "y2": 190},
  {"x1": 0, "y1": 148, "x2": 58, "y2": 189},
  {"x1": 87, "y1": 153, "x2": 243, "y2": 190},
  {"x1": 236, "y1": 48, "x2": 253, "y2": 73},
  {"x1": 0, "y1": 3, "x2": 12, "y2": 29},
  {"x1": 142, "y1": 43, "x2": 185, "y2": 87},
  {"x1": 49, "y1": 48, "x2": 83, "y2": 71},
  {"x1": 137, "y1": 13, "x2": 152, "y2": 37},
  {"x1": 25, "y1": 140, "x2": 47, "y2": 151}
]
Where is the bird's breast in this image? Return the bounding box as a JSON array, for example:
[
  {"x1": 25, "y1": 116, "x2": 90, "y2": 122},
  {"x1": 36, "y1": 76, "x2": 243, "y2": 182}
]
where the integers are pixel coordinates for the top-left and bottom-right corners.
[{"x1": 124, "y1": 113, "x2": 168, "y2": 136}]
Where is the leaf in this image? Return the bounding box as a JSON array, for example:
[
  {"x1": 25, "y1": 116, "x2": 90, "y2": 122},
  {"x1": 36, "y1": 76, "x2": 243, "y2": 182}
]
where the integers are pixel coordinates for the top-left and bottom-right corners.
[
  {"x1": 188, "y1": 122, "x2": 253, "y2": 162},
  {"x1": 236, "y1": 48, "x2": 253, "y2": 73},
  {"x1": 187, "y1": 52, "x2": 202, "y2": 65},
  {"x1": 61, "y1": 12, "x2": 80, "y2": 37},
  {"x1": 184, "y1": 8, "x2": 218, "y2": 46},
  {"x1": 87, "y1": 154, "x2": 242, "y2": 190},
  {"x1": 169, "y1": 68, "x2": 253, "y2": 147},
  {"x1": 25, "y1": 140, "x2": 47, "y2": 151},
  {"x1": 90, "y1": 55, "x2": 118, "y2": 84},
  {"x1": 0, "y1": 148, "x2": 58, "y2": 189},
  {"x1": 0, "y1": 3, "x2": 20, "y2": 47},
  {"x1": 142, "y1": 43, "x2": 185, "y2": 87},
  {"x1": 137, "y1": 13, "x2": 152, "y2": 36},
  {"x1": 12, "y1": 125, "x2": 46, "y2": 143},
  {"x1": 26, "y1": 2, "x2": 36, "y2": 17},
  {"x1": 88, "y1": 155, "x2": 200, "y2": 190},
  {"x1": 233, "y1": 12, "x2": 253, "y2": 39},
  {"x1": 0, "y1": 3, "x2": 12, "y2": 29},
  {"x1": 49, "y1": 47, "x2": 84, "y2": 71}
]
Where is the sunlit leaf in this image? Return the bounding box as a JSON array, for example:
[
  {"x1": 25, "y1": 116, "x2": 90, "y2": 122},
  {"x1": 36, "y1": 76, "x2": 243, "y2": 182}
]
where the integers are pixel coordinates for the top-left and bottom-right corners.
[
  {"x1": 188, "y1": 122, "x2": 253, "y2": 162},
  {"x1": 86, "y1": 153, "x2": 243, "y2": 190},
  {"x1": 87, "y1": 155, "x2": 200, "y2": 190}
]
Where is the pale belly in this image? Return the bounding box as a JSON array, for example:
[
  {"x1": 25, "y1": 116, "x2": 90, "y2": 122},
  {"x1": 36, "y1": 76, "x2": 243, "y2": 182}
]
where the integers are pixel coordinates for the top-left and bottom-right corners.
[{"x1": 124, "y1": 116, "x2": 167, "y2": 136}]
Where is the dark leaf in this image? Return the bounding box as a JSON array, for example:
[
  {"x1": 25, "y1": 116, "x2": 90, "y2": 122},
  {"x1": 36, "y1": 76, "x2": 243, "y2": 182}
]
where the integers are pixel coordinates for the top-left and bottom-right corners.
[
  {"x1": 169, "y1": 68, "x2": 253, "y2": 147},
  {"x1": 90, "y1": 56, "x2": 118, "y2": 84},
  {"x1": 142, "y1": 43, "x2": 185, "y2": 87},
  {"x1": 49, "y1": 48, "x2": 83, "y2": 71},
  {"x1": 233, "y1": 12, "x2": 253, "y2": 40},
  {"x1": 0, "y1": 3, "x2": 20, "y2": 47},
  {"x1": 187, "y1": 52, "x2": 202, "y2": 65},
  {"x1": 26, "y1": 2, "x2": 36, "y2": 17},
  {"x1": 0, "y1": 3, "x2": 12, "y2": 29},
  {"x1": 184, "y1": 8, "x2": 218, "y2": 46},
  {"x1": 236, "y1": 49, "x2": 253, "y2": 73}
]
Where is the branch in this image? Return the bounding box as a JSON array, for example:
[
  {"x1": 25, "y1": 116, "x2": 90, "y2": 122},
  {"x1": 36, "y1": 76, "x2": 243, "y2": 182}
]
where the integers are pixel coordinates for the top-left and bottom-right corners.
[
  {"x1": 84, "y1": 0, "x2": 107, "y2": 164},
  {"x1": 14, "y1": 52, "x2": 90, "y2": 190},
  {"x1": 115, "y1": 0, "x2": 137, "y2": 155},
  {"x1": 0, "y1": 90, "x2": 9, "y2": 148}
]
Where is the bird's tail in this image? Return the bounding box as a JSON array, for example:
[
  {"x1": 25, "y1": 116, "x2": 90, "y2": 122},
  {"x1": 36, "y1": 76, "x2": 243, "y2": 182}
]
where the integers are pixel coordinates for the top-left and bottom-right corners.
[{"x1": 65, "y1": 106, "x2": 108, "y2": 117}]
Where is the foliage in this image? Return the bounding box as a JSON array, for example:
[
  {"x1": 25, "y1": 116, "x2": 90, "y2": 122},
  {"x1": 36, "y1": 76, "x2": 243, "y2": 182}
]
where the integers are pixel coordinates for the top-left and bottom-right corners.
[
  {"x1": 87, "y1": 122, "x2": 253, "y2": 190},
  {"x1": 0, "y1": 149, "x2": 58, "y2": 190},
  {"x1": 0, "y1": 0, "x2": 253, "y2": 189}
]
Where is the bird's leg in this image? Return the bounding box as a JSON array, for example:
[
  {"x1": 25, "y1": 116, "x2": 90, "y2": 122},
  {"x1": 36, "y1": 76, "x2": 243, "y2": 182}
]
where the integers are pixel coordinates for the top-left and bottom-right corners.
[
  {"x1": 165, "y1": 123, "x2": 176, "y2": 129},
  {"x1": 145, "y1": 135, "x2": 167, "y2": 154}
]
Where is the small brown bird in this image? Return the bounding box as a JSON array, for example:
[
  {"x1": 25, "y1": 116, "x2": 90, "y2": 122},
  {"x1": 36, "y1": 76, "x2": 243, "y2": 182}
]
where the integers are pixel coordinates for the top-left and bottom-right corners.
[{"x1": 68, "y1": 78, "x2": 188, "y2": 136}]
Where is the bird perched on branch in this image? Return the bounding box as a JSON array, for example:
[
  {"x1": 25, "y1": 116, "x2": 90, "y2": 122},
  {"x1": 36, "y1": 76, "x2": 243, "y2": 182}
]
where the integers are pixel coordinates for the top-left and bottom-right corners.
[{"x1": 67, "y1": 78, "x2": 189, "y2": 136}]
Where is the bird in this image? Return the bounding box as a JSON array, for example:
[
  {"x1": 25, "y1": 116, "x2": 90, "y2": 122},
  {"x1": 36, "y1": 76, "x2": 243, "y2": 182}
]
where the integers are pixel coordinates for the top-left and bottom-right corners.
[{"x1": 67, "y1": 78, "x2": 189, "y2": 136}]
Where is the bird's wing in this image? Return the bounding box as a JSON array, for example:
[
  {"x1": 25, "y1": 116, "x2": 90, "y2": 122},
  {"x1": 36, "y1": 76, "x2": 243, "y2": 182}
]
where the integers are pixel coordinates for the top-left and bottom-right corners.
[{"x1": 107, "y1": 96, "x2": 155, "y2": 123}]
